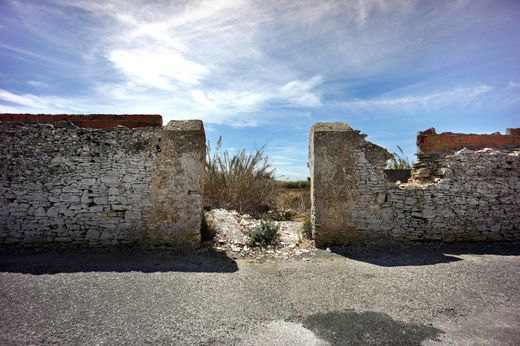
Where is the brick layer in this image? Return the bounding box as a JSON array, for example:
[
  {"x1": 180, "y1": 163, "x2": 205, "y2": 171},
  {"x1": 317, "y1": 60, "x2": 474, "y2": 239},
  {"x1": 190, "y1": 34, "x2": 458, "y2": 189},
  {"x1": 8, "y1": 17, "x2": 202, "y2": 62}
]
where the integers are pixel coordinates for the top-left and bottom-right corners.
[
  {"x1": 0, "y1": 114, "x2": 162, "y2": 128},
  {"x1": 417, "y1": 128, "x2": 520, "y2": 153}
]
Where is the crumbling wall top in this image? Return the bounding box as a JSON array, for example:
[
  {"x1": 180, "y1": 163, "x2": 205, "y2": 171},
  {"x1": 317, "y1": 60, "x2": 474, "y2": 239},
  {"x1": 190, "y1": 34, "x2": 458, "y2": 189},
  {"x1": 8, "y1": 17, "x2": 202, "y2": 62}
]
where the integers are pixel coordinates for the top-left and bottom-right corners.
[
  {"x1": 417, "y1": 127, "x2": 520, "y2": 153},
  {"x1": 311, "y1": 122, "x2": 353, "y2": 132},
  {"x1": 164, "y1": 120, "x2": 204, "y2": 132},
  {"x1": 507, "y1": 128, "x2": 520, "y2": 136}
]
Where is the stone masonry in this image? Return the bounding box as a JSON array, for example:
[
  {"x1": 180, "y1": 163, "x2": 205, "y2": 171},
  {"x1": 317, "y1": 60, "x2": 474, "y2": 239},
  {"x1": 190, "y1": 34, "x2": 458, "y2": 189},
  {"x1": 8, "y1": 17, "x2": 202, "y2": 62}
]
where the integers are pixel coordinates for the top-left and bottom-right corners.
[
  {"x1": 309, "y1": 122, "x2": 520, "y2": 247},
  {"x1": 0, "y1": 115, "x2": 205, "y2": 248}
]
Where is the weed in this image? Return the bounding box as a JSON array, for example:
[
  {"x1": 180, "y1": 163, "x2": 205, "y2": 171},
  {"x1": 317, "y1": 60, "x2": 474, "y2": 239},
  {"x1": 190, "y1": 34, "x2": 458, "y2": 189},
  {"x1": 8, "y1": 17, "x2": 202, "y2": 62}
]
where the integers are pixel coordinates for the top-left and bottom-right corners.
[
  {"x1": 303, "y1": 216, "x2": 312, "y2": 239},
  {"x1": 267, "y1": 209, "x2": 296, "y2": 221},
  {"x1": 282, "y1": 180, "x2": 310, "y2": 189},
  {"x1": 387, "y1": 145, "x2": 412, "y2": 169},
  {"x1": 248, "y1": 221, "x2": 279, "y2": 246}
]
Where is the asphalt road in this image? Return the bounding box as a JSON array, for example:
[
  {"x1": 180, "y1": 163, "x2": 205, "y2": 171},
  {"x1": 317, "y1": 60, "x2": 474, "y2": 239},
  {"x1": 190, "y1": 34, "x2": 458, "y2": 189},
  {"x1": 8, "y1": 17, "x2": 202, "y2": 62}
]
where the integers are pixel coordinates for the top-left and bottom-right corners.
[{"x1": 1, "y1": 243, "x2": 519, "y2": 345}]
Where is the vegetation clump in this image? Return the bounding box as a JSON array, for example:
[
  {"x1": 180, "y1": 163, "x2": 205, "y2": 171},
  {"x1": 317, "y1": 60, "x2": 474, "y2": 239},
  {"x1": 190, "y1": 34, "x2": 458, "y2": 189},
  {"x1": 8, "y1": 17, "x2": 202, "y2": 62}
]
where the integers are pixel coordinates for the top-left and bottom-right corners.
[
  {"x1": 387, "y1": 145, "x2": 412, "y2": 169},
  {"x1": 204, "y1": 137, "x2": 275, "y2": 214},
  {"x1": 282, "y1": 180, "x2": 310, "y2": 189},
  {"x1": 248, "y1": 221, "x2": 279, "y2": 246},
  {"x1": 267, "y1": 209, "x2": 296, "y2": 221},
  {"x1": 303, "y1": 216, "x2": 312, "y2": 239}
]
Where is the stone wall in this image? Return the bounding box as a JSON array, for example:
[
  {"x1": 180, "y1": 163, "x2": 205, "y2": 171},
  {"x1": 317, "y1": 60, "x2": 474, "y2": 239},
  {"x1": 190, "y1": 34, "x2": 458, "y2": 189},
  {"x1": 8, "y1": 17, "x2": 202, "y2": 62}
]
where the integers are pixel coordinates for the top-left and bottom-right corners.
[
  {"x1": 0, "y1": 115, "x2": 205, "y2": 248},
  {"x1": 309, "y1": 123, "x2": 520, "y2": 247}
]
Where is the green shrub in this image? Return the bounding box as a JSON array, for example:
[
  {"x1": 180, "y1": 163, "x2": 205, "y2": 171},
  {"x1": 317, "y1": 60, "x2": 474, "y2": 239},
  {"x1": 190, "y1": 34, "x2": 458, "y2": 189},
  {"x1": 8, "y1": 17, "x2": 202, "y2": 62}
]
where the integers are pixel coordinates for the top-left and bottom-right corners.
[
  {"x1": 267, "y1": 209, "x2": 296, "y2": 221},
  {"x1": 248, "y1": 221, "x2": 279, "y2": 246},
  {"x1": 386, "y1": 145, "x2": 412, "y2": 169},
  {"x1": 204, "y1": 137, "x2": 276, "y2": 214},
  {"x1": 282, "y1": 180, "x2": 310, "y2": 189},
  {"x1": 303, "y1": 216, "x2": 312, "y2": 239}
]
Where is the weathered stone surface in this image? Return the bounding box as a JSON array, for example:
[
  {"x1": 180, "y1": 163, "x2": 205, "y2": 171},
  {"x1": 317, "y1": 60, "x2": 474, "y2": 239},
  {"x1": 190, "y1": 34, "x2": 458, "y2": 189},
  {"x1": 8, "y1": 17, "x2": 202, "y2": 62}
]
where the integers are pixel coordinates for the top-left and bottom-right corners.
[
  {"x1": 309, "y1": 122, "x2": 391, "y2": 247},
  {"x1": 309, "y1": 122, "x2": 520, "y2": 247},
  {"x1": 144, "y1": 120, "x2": 205, "y2": 248},
  {"x1": 0, "y1": 120, "x2": 205, "y2": 248}
]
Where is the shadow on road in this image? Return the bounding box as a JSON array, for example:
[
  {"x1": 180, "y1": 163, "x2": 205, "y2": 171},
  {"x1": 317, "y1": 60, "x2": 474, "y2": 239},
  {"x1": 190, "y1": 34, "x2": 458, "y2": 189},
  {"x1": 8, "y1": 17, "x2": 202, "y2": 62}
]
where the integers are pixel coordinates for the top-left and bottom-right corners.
[
  {"x1": 299, "y1": 310, "x2": 443, "y2": 345},
  {"x1": 330, "y1": 242, "x2": 520, "y2": 267},
  {"x1": 0, "y1": 247, "x2": 238, "y2": 274}
]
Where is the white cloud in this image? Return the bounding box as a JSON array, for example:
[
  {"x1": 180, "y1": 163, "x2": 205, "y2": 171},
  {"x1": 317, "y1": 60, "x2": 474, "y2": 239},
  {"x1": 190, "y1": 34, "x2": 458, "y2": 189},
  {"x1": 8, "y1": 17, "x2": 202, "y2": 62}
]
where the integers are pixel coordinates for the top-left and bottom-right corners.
[
  {"x1": 0, "y1": 104, "x2": 28, "y2": 113},
  {"x1": 0, "y1": 42, "x2": 72, "y2": 66},
  {"x1": 0, "y1": 89, "x2": 86, "y2": 112},
  {"x1": 3, "y1": 0, "x2": 517, "y2": 129},
  {"x1": 39, "y1": 0, "x2": 324, "y2": 126},
  {"x1": 268, "y1": 140, "x2": 310, "y2": 179},
  {"x1": 188, "y1": 75, "x2": 322, "y2": 118},
  {"x1": 108, "y1": 48, "x2": 209, "y2": 89},
  {"x1": 27, "y1": 80, "x2": 50, "y2": 88},
  {"x1": 336, "y1": 85, "x2": 493, "y2": 111},
  {"x1": 279, "y1": 76, "x2": 322, "y2": 107},
  {"x1": 191, "y1": 90, "x2": 216, "y2": 109},
  {"x1": 508, "y1": 81, "x2": 520, "y2": 89}
]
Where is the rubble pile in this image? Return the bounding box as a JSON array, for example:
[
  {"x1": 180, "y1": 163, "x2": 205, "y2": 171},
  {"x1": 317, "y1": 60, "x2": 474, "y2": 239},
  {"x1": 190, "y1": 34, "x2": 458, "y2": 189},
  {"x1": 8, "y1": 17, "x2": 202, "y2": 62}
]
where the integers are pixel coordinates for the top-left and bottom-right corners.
[{"x1": 204, "y1": 209, "x2": 316, "y2": 260}]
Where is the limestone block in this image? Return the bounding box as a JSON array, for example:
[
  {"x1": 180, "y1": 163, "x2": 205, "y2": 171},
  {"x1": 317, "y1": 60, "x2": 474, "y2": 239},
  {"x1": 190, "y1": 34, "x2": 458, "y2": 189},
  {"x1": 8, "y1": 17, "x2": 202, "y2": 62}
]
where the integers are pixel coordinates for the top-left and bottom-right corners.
[
  {"x1": 93, "y1": 196, "x2": 108, "y2": 205},
  {"x1": 34, "y1": 207, "x2": 47, "y2": 217},
  {"x1": 108, "y1": 187, "x2": 119, "y2": 196},
  {"x1": 85, "y1": 229, "x2": 100, "y2": 240},
  {"x1": 60, "y1": 194, "x2": 80, "y2": 203}
]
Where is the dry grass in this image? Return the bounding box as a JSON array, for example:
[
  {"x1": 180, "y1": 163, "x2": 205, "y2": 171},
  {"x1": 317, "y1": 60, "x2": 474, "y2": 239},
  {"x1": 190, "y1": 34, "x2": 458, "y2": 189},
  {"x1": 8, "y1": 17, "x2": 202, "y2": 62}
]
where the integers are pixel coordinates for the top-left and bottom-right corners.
[
  {"x1": 204, "y1": 137, "x2": 276, "y2": 214},
  {"x1": 273, "y1": 181, "x2": 310, "y2": 221},
  {"x1": 387, "y1": 145, "x2": 412, "y2": 169}
]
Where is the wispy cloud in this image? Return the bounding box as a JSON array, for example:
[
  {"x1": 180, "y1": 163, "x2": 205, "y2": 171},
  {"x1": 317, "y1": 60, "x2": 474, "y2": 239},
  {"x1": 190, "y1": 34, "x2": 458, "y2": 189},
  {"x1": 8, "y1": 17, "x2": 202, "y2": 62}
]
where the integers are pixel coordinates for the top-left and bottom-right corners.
[
  {"x1": 26, "y1": 80, "x2": 50, "y2": 88},
  {"x1": 40, "y1": 0, "x2": 325, "y2": 126},
  {"x1": 268, "y1": 139, "x2": 310, "y2": 179},
  {"x1": 508, "y1": 81, "x2": 520, "y2": 89},
  {"x1": 3, "y1": 0, "x2": 518, "y2": 128},
  {"x1": 335, "y1": 85, "x2": 493, "y2": 112},
  {"x1": 0, "y1": 89, "x2": 86, "y2": 112},
  {"x1": 0, "y1": 42, "x2": 72, "y2": 66},
  {"x1": 279, "y1": 76, "x2": 322, "y2": 107}
]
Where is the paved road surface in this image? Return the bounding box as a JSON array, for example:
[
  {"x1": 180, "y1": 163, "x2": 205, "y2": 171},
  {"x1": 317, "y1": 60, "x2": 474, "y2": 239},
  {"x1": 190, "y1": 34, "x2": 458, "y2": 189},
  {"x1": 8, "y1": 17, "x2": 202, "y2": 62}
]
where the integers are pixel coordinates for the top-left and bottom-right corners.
[{"x1": 1, "y1": 243, "x2": 519, "y2": 345}]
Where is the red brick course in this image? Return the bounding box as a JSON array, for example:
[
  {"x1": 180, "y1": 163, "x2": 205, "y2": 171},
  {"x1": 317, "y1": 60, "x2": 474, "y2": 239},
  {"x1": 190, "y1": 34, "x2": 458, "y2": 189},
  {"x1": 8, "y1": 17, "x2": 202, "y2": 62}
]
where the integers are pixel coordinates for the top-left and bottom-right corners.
[
  {"x1": 417, "y1": 127, "x2": 520, "y2": 153},
  {"x1": 507, "y1": 128, "x2": 520, "y2": 136},
  {"x1": 0, "y1": 114, "x2": 162, "y2": 128}
]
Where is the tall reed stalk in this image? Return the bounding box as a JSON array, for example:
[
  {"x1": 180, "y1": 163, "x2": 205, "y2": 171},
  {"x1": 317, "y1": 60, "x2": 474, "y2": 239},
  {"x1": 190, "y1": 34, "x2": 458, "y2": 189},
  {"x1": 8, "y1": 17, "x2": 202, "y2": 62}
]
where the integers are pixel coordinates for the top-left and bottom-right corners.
[{"x1": 204, "y1": 137, "x2": 275, "y2": 214}]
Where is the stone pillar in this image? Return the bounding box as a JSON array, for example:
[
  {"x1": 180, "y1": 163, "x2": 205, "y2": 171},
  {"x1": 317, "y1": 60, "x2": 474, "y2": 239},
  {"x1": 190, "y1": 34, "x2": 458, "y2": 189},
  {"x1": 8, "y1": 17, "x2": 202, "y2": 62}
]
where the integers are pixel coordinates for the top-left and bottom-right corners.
[
  {"x1": 145, "y1": 120, "x2": 206, "y2": 249},
  {"x1": 309, "y1": 122, "x2": 391, "y2": 247}
]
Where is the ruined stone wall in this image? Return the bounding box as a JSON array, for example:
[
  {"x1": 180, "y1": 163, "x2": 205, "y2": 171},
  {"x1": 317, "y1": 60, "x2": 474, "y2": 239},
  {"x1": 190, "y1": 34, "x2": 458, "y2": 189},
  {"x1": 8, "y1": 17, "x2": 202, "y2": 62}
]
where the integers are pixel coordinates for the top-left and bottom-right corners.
[
  {"x1": 309, "y1": 123, "x2": 520, "y2": 247},
  {"x1": 0, "y1": 116, "x2": 205, "y2": 248}
]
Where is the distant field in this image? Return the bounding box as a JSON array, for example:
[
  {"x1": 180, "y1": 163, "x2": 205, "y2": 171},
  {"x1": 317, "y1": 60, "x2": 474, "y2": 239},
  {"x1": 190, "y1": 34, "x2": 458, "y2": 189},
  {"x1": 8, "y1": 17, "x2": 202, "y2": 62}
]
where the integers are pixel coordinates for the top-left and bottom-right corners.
[
  {"x1": 277, "y1": 180, "x2": 310, "y2": 189},
  {"x1": 273, "y1": 180, "x2": 310, "y2": 221}
]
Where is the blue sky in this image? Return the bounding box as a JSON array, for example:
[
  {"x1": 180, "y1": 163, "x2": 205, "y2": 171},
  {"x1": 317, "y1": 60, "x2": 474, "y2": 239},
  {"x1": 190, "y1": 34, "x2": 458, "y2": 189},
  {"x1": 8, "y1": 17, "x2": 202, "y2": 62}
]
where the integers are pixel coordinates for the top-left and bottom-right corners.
[{"x1": 1, "y1": 0, "x2": 519, "y2": 179}]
